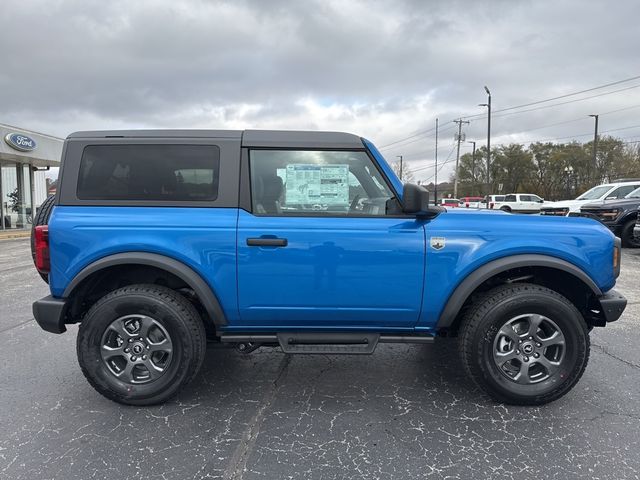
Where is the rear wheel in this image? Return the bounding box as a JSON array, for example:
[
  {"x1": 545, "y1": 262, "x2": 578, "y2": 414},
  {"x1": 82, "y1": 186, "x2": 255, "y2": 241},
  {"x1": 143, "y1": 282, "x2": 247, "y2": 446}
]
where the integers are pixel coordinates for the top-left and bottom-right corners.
[
  {"x1": 621, "y1": 218, "x2": 640, "y2": 248},
  {"x1": 458, "y1": 283, "x2": 589, "y2": 405},
  {"x1": 500, "y1": 206, "x2": 511, "y2": 213},
  {"x1": 77, "y1": 284, "x2": 207, "y2": 405}
]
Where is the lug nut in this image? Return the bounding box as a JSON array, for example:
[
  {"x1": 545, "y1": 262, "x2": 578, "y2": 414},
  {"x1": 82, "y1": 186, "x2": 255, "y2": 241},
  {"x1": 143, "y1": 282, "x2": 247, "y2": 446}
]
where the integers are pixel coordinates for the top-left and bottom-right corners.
[
  {"x1": 129, "y1": 338, "x2": 133, "y2": 343},
  {"x1": 523, "y1": 356, "x2": 529, "y2": 362},
  {"x1": 519, "y1": 339, "x2": 523, "y2": 344},
  {"x1": 142, "y1": 355, "x2": 147, "y2": 360},
  {"x1": 146, "y1": 345, "x2": 150, "y2": 349},
  {"x1": 516, "y1": 350, "x2": 520, "y2": 354},
  {"x1": 131, "y1": 356, "x2": 137, "y2": 361},
  {"x1": 536, "y1": 343, "x2": 541, "y2": 347},
  {"x1": 534, "y1": 353, "x2": 540, "y2": 358},
  {"x1": 124, "y1": 348, "x2": 130, "y2": 353},
  {"x1": 528, "y1": 336, "x2": 533, "y2": 340}
]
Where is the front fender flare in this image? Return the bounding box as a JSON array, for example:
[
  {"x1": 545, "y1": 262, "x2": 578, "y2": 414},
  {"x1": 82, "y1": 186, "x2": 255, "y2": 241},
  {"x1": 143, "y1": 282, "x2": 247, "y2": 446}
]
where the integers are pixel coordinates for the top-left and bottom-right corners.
[
  {"x1": 63, "y1": 252, "x2": 227, "y2": 326},
  {"x1": 436, "y1": 254, "x2": 602, "y2": 329}
]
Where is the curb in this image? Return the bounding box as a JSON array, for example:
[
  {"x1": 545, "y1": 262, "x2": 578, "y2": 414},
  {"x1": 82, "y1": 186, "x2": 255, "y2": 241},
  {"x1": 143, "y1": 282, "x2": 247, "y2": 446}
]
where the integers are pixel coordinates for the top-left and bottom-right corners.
[{"x1": 0, "y1": 231, "x2": 30, "y2": 240}]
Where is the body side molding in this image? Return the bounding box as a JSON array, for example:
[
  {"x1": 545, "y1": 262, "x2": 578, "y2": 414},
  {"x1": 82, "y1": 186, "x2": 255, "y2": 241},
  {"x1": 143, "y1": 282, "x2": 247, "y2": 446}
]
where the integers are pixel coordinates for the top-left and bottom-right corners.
[
  {"x1": 436, "y1": 254, "x2": 602, "y2": 329},
  {"x1": 63, "y1": 252, "x2": 227, "y2": 326}
]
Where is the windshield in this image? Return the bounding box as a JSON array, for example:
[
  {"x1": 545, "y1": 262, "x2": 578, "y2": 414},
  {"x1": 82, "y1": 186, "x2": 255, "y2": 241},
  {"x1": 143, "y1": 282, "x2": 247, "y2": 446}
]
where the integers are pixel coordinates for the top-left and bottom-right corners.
[
  {"x1": 626, "y1": 187, "x2": 640, "y2": 199},
  {"x1": 577, "y1": 185, "x2": 613, "y2": 200}
]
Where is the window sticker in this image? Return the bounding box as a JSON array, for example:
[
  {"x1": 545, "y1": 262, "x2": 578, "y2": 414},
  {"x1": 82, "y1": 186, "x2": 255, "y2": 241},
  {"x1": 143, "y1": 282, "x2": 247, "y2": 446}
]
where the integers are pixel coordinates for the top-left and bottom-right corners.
[{"x1": 285, "y1": 164, "x2": 349, "y2": 205}]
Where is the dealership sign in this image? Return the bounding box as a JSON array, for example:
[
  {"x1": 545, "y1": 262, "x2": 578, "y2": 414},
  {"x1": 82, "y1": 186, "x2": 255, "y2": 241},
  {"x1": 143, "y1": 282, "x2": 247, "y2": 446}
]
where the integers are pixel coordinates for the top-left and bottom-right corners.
[{"x1": 4, "y1": 133, "x2": 37, "y2": 152}]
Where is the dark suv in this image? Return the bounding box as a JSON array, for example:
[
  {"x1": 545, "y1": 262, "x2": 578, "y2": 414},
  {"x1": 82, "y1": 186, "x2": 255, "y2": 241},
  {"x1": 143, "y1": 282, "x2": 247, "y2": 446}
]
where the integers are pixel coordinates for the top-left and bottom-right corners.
[{"x1": 579, "y1": 186, "x2": 640, "y2": 248}]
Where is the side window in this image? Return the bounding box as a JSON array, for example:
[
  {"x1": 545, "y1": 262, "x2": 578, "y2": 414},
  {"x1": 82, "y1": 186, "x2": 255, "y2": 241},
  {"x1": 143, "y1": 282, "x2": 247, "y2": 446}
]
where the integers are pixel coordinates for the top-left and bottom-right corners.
[
  {"x1": 249, "y1": 150, "x2": 394, "y2": 216},
  {"x1": 77, "y1": 144, "x2": 220, "y2": 201},
  {"x1": 610, "y1": 185, "x2": 637, "y2": 199},
  {"x1": 505, "y1": 194, "x2": 516, "y2": 202}
]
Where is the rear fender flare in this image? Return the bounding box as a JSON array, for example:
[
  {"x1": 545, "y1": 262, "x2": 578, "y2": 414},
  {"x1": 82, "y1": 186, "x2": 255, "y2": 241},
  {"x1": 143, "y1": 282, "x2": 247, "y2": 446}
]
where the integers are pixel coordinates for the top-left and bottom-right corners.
[{"x1": 63, "y1": 252, "x2": 227, "y2": 326}]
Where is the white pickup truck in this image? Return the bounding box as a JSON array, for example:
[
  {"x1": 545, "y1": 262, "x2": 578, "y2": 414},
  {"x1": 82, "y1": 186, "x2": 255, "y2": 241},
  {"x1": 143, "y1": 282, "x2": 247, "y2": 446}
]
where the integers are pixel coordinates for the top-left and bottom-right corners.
[
  {"x1": 497, "y1": 193, "x2": 546, "y2": 213},
  {"x1": 540, "y1": 180, "x2": 640, "y2": 216}
]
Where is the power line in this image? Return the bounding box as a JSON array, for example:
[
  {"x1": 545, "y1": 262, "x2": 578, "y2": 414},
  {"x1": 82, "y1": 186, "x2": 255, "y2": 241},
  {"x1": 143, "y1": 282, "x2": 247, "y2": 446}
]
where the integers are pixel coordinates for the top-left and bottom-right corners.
[
  {"x1": 379, "y1": 124, "x2": 456, "y2": 151},
  {"x1": 465, "y1": 84, "x2": 640, "y2": 121},
  {"x1": 378, "y1": 74, "x2": 640, "y2": 149},
  {"x1": 463, "y1": 74, "x2": 640, "y2": 118}
]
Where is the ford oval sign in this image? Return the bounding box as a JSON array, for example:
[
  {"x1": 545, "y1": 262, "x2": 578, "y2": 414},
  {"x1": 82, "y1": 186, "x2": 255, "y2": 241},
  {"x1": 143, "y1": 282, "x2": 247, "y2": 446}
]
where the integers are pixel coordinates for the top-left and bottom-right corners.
[{"x1": 4, "y1": 133, "x2": 37, "y2": 152}]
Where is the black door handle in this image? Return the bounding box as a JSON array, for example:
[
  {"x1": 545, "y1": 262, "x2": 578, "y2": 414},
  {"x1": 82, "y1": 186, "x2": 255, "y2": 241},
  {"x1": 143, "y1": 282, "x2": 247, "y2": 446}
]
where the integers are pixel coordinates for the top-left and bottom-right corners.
[{"x1": 246, "y1": 237, "x2": 288, "y2": 247}]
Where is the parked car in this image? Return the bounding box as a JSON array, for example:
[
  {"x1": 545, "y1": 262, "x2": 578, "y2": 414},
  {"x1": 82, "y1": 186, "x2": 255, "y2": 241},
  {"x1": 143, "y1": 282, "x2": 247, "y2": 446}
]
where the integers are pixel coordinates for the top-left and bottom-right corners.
[
  {"x1": 579, "y1": 186, "x2": 640, "y2": 247},
  {"x1": 481, "y1": 194, "x2": 506, "y2": 210},
  {"x1": 31, "y1": 129, "x2": 625, "y2": 407},
  {"x1": 440, "y1": 198, "x2": 462, "y2": 207},
  {"x1": 541, "y1": 180, "x2": 640, "y2": 216},
  {"x1": 499, "y1": 193, "x2": 546, "y2": 213},
  {"x1": 460, "y1": 196, "x2": 484, "y2": 208}
]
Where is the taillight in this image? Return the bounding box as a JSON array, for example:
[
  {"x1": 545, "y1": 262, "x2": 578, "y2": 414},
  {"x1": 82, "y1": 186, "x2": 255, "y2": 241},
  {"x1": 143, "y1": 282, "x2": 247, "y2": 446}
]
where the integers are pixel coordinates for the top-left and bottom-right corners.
[
  {"x1": 34, "y1": 225, "x2": 50, "y2": 273},
  {"x1": 490, "y1": 202, "x2": 494, "y2": 209}
]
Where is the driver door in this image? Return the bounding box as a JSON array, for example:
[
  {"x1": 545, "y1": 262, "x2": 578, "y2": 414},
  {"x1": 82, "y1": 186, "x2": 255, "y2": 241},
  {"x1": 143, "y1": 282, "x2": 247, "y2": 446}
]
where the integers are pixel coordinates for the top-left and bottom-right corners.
[{"x1": 236, "y1": 148, "x2": 426, "y2": 328}]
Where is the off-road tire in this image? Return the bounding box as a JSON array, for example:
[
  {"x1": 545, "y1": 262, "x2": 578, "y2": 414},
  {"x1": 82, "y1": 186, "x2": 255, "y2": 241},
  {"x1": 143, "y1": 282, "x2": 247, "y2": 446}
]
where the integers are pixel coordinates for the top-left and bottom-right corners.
[
  {"x1": 30, "y1": 195, "x2": 55, "y2": 283},
  {"x1": 500, "y1": 206, "x2": 512, "y2": 213},
  {"x1": 621, "y1": 218, "x2": 640, "y2": 248},
  {"x1": 458, "y1": 283, "x2": 590, "y2": 405},
  {"x1": 77, "y1": 284, "x2": 207, "y2": 406}
]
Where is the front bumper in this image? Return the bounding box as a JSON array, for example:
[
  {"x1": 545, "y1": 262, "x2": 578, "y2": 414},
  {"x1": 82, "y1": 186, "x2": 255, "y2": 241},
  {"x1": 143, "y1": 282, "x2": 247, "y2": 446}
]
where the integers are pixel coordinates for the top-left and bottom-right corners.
[
  {"x1": 598, "y1": 289, "x2": 627, "y2": 323},
  {"x1": 32, "y1": 296, "x2": 67, "y2": 334}
]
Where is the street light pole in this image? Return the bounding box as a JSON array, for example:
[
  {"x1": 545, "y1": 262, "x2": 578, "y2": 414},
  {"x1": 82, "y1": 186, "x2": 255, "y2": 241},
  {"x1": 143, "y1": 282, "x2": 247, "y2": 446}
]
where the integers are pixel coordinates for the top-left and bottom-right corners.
[
  {"x1": 468, "y1": 140, "x2": 476, "y2": 193},
  {"x1": 396, "y1": 155, "x2": 403, "y2": 182},
  {"x1": 589, "y1": 114, "x2": 599, "y2": 184},
  {"x1": 479, "y1": 86, "x2": 491, "y2": 195}
]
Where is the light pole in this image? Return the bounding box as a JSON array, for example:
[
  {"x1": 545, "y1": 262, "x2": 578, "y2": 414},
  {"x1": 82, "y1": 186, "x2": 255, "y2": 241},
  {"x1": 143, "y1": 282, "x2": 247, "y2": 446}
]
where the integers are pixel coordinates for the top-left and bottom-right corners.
[
  {"x1": 589, "y1": 114, "x2": 599, "y2": 184},
  {"x1": 396, "y1": 155, "x2": 403, "y2": 182},
  {"x1": 479, "y1": 86, "x2": 491, "y2": 195},
  {"x1": 468, "y1": 140, "x2": 476, "y2": 193}
]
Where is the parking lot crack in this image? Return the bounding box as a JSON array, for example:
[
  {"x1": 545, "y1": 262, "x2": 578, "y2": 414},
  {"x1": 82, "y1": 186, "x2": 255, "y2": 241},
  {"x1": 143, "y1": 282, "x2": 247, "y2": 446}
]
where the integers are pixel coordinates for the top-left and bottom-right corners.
[
  {"x1": 223, "y1": 354, "x2": 292, "y2": 480},
  {"x1": 592, "y1": 342, "x2": 640, "y2": 370}
]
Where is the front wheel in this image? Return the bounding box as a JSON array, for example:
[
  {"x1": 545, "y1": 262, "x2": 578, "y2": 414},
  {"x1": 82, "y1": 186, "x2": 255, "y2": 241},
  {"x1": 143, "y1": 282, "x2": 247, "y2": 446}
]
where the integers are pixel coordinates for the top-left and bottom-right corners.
[
  {"x1": 77, "y1": 284, "x2": 207, "y2": 405},
  {"x1": 621, "y1": 218, "x2": 640, "y2": 248},
  {"x1": 458, "y1": 283, "x2": 590, "y2": 405}
]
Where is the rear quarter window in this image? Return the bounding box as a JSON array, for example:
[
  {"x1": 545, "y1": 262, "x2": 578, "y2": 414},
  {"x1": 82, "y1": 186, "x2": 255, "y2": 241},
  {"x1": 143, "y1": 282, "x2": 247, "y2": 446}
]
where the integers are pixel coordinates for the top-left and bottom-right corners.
[{"x1": 77, "y1": 144, "x2": 220, "y2": 201}]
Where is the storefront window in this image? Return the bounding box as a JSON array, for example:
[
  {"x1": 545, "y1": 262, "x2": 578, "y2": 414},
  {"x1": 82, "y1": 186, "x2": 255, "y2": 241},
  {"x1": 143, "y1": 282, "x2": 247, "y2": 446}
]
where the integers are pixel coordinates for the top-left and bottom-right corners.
[{"x1": 1, "y1": 163, "x2": 33, "y2": 230}]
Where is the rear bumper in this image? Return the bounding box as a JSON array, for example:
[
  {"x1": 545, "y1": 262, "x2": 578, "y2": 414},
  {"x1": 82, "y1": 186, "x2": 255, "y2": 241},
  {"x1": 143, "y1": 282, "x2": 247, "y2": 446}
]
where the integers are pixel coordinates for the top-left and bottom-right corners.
[
  {"x1": 598, "y1": 289, "x2": 627, "y2": 323},
  {"x1": 32, "y1": 295, "x2": 67, "y2": 334}
]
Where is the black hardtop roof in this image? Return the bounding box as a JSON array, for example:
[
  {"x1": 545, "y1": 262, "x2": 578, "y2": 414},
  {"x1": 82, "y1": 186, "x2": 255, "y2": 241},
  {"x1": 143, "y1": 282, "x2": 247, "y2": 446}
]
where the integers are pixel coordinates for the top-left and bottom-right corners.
[{"x1": 67, "y1": 129, "x2": 365, "y2": 149}]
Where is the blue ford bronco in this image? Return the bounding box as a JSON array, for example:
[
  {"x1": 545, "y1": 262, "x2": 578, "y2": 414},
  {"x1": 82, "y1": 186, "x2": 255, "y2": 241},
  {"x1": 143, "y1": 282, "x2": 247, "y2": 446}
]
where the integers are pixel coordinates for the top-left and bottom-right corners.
[{"x1": 31, "y1": 129, "x2": 627, "y2": 406}]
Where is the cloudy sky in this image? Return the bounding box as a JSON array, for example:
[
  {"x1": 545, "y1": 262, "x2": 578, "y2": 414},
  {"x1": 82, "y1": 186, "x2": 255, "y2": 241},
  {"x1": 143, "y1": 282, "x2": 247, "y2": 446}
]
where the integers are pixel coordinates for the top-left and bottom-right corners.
[{"x1": 1, "y1": 0, "x2": 639, "y2": 182}]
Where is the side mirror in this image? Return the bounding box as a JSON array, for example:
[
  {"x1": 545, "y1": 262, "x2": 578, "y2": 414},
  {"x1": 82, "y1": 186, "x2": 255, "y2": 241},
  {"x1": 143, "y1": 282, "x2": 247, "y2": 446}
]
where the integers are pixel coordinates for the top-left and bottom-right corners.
[{"x1": 402, "y1": 183, "x2": 430, "y2": 215}]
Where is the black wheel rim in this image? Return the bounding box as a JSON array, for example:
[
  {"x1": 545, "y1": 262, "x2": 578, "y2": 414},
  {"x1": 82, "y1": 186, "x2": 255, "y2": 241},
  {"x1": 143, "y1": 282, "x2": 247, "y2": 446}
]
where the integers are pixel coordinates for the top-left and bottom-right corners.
[
  {"x1": 100, "y1": 314, "x2": 173, "y2": 384},
  {"x1": 492, "y1": 313, "x2": 566, "y2": 384}
]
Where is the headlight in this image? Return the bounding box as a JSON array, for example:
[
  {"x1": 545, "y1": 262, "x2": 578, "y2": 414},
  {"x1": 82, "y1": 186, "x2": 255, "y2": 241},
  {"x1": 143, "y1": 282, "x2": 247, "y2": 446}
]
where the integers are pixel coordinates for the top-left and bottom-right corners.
[{"x1": 600, "y1": 208, "x2": 621, "y2": 219}]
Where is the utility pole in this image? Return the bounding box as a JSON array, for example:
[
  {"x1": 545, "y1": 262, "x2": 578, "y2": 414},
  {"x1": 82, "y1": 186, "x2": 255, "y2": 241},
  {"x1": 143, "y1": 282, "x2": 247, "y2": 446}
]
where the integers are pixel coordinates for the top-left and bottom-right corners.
[
  {"x1": 396, "y1": 155, "x2": 403, "y2": 182},
  {"x1": 479, "y1": 86, "x2": 492, "y2": 195},
  {"x1": 434, "y1": 118, "x2": 439, "y2": 203},
  {"x1": 589, "y1": 114, "x2": 599, "y2": 184},
  {"x1": 468, "y1": 140, "x2": 476, "y2": 193},
  {"x1": 453, "y1": 119, "x2": 470, "y2": 198}
]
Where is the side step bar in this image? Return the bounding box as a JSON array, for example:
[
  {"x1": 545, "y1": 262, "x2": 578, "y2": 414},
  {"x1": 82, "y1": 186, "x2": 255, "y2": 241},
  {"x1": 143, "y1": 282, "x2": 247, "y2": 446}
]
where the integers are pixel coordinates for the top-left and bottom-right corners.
[{"x1": 220, "y1": 333, "x2": 434, "y2": 355}]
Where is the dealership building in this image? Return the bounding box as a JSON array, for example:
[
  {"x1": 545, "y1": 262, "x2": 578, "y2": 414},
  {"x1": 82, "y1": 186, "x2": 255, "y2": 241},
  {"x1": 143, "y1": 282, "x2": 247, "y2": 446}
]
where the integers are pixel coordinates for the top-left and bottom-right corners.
[{"x1": 1, "y1": 123, "x2": 62, "y2": 231}]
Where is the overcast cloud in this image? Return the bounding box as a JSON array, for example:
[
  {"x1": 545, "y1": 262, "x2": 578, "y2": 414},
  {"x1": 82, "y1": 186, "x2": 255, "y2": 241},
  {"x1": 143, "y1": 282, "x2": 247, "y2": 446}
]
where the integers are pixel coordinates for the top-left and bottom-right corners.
[{"x1": 1, "y1": 0, "x2": 639, "y2": 181}]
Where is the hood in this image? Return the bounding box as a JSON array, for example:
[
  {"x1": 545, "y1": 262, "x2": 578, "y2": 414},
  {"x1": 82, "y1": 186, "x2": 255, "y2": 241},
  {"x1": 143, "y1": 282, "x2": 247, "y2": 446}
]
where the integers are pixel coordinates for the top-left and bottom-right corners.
[
  {"x1": 582, "y1": 198, "x2": 640, "y2": 209},
  {"x1": 541, "y1": 198, "x2": 600, "y2": 210}
]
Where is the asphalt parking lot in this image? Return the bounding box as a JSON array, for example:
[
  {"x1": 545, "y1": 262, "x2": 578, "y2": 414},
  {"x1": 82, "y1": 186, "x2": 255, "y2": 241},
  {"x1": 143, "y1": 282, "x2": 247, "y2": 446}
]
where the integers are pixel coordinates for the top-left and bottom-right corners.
[{"x1": 0, "y1": 238, "x2": 639, "y2": 479}]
